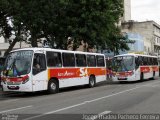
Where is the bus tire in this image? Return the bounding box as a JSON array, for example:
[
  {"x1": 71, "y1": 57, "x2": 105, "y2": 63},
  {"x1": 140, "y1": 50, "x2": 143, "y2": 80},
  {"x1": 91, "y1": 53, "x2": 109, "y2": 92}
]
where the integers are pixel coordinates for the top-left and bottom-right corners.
[
  {"x1": 89, "y1": 76, "x2": 96, "y2": 88},
  {"x1": 48, "y1": 79, "x2": 59, "y2": 94},
  {"x1": 151, "y1": 71, "x2": 155, "y2": 80},
  {"x1": 140, "y1": 72, "x2": 143, "y2": 81}
]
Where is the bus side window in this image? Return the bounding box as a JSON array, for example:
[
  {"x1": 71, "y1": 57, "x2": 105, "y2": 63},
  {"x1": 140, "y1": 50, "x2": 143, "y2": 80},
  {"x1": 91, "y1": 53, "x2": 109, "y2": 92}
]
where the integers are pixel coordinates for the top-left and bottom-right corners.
[
  {"x1": 33, "y1": 53, "x2": 46, "y2": 75},
  {"x1": 96, "y1": 55, "x2": 105, "y2": 67},
  {"x1": 138, "y1": 56, "x2": 143, "y2": 66},
  {"x1": 135, "y1": 57, "x2": 139, "y2": 68},
  {"x1": 76, "y1": 54, "x2": 87, "y2": 67},
  {"x1": 154, "y1": 58, "x2": 158, "y2": 65},
  {"x1": 152, "y1": 58, "x2": 154, "y2": 65},
  {"x1": 150, "y1": 58, "x2": 153, "y2": 65},
  {"x1": 62, "y1": 53, "x2": 75, "y2": 67},
  {"x1": 47, "y1": 52, "x2": 62, "y2": 67},
  {"x1": 147, "y1": 57, "x2": 149, "y2": 65},
  {"x1": 143, "y1": 57, "x2": 147, "y2": 66},
  {"x1": 156, "y1": 58, "x2": 158, "y2": 65},
  {"x1": 148, "y1": 57, "x2": 150, "y2": 65},
  {"x1": 153, "y1": 58, "x2": 155, "y2": 65},
  {"x1": 87, "y1": 55, "x2": 96, "y2": 67}
]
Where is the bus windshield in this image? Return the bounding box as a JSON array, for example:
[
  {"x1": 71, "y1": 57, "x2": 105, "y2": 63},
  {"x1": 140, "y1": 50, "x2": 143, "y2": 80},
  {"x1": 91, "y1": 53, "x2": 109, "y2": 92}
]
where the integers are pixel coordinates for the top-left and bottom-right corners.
[
  {"x1": 4, "y1": 50, "x2": 33, "y2": 77},
  {"x1": 112, "y1": 56, "x2": 134, "y2": 72}
]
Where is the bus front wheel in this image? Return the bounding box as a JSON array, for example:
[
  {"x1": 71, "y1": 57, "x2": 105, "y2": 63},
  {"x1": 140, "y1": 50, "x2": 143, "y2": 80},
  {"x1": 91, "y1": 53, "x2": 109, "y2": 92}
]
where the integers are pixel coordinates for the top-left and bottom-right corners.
[
  {"x1": 89, "y1": 76, "x2": 96, "y2": 88},
  {"x1": 48, "y1": 79, "x2": 59, "y2": 94}
]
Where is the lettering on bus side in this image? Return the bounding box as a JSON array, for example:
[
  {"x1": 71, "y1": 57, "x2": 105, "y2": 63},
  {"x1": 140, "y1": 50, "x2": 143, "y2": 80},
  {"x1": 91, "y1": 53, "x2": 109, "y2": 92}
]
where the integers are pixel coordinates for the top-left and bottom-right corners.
[{"x1": 80, "y1": 68, "x2": 88, "y2": 77}]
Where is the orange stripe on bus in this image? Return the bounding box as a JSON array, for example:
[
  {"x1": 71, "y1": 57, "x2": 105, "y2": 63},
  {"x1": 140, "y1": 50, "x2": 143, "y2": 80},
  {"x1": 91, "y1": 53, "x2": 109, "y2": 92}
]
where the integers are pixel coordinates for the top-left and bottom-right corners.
[
  {"x1": 48, "y1": 68, "x2": 106, "y2": 80},
  {"x1": 48, "y1": 69, "x2": 50, "y2": 80},
  {"x1": 140, "y1": 66, "x2": 159, "y2": 73}
]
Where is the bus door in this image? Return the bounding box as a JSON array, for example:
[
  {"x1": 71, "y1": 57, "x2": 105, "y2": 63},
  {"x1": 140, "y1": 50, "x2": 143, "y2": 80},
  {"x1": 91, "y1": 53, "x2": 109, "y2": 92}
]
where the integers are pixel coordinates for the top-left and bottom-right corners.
[{"x1": 32, "y1": 53, "x2": 48, "y2": 91}]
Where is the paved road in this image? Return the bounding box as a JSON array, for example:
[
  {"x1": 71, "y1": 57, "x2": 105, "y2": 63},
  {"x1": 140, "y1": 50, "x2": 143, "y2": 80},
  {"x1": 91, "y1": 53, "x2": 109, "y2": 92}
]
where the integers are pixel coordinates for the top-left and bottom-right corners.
[{"x1": 0, "y1": 78, "x2": 160, "y2": 120}]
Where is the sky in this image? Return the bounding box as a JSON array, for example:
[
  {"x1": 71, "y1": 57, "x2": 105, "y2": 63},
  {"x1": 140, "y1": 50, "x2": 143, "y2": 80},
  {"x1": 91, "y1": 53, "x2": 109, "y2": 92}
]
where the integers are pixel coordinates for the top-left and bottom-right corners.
[{"x1": 131, "y1": 0, "x2": 160, "y2": 24}]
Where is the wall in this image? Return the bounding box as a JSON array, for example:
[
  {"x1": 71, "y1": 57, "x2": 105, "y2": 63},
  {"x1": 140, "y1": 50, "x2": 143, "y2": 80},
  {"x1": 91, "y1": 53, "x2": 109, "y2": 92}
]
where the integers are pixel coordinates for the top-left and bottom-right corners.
[{"x1": 121, "y1": 21, "x2": 153, "y2": 54}]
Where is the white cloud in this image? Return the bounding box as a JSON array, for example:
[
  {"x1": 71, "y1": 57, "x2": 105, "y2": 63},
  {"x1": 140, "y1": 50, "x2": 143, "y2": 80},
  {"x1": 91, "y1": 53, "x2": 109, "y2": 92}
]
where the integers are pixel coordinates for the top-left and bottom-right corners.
[{"x1": 131, "y1": 0, "x2": 160, "y2": 24}]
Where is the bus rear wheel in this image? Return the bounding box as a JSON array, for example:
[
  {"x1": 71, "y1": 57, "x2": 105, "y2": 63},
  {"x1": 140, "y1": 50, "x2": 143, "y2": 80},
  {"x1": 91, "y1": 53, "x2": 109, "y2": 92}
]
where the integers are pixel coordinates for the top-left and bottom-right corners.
[
  {"x1": 48, "y1": 79, "x2": 59, "y2": 94},
  {"x1": 140, "y1": 72, "x2": 143, "y2": 81},
  {"x1": 150, "y1": 71, "x2": 155, "y2": 80},
  {"x1": 89, "y1": 76, "x2": 96, "y2": 88}
]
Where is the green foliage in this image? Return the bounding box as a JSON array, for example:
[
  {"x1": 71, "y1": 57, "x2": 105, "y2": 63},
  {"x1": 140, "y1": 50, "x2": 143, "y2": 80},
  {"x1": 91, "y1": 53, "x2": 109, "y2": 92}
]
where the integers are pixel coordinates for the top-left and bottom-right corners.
[
  {"x1": 0, "y1": 0, "x2": 128, "y2": 55},
  {"x1": 107, "y1": 27, "x2": 130, "y2": 55},
  {"x1": 0, "y1": 0, "x2": 12, "y2": 39}
]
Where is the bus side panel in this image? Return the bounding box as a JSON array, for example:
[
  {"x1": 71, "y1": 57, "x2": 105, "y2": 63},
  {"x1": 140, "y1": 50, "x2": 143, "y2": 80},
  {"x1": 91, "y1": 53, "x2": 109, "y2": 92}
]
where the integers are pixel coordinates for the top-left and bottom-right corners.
[
  {"x1": 59, "y1": 77, "x2": 88, "y2": 88},
  {"x1": 48, "y1": 67, "x2": 106, "y2": 88},
  {"x1": 48, "y1": 68, "x2": 87, "y2": 88},
  {"x1": 140, "y1": 66, "x2": 159, "y2": 79},
  {"x1": 152, "y1": 66, "x2": 159, "y2": 77},
  {"x1": 32, "y1": 70, "x2": 48, "y2": 91},
  {"x1": 87, "y1": 67, "x2": 106, "y2": 83}
]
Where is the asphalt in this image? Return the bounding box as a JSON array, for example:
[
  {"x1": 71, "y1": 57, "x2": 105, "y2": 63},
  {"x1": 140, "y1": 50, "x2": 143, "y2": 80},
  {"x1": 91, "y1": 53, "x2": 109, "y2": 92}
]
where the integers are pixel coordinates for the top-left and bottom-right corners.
[{"x1": 0, "y1": 78, "x2": 160, "y2": 120}]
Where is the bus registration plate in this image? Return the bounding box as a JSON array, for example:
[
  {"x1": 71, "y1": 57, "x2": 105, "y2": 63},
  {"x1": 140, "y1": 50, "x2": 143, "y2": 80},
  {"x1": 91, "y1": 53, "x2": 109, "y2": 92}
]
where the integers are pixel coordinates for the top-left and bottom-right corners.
[{"x1": 118, "y1": 77, "x2": 127, "y2": 80}]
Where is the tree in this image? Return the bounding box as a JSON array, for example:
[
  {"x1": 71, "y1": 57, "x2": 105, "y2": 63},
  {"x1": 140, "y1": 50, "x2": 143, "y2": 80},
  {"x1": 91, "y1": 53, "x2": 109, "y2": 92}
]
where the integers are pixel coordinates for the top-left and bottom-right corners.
[
  {"x1": 0, "y1": 0, "x2": 128, "y2": 56},
  {"x1": 0, "y1": 0, "x2": 28, "y2": 56},
  {"x1": 0, "y1": 0, "x2": 12, "y2": 41},
  {"x1": 107, "y1": 29, "x2": 130, "y2": 55},
  {"x1": 44, "y1": 0, "x2": 127, "y2": 51}
]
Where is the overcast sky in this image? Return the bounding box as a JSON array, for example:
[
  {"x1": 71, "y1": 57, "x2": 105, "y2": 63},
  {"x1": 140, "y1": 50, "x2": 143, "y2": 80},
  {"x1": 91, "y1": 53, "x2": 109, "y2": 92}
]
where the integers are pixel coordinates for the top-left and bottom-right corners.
[{"x1": 131, "y1": 0, "x2": 160, "y2": 24}]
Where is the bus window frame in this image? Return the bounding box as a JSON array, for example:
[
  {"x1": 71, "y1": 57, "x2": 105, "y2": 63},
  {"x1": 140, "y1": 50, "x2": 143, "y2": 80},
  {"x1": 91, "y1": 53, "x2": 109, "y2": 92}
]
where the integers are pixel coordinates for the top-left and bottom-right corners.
[
  {"x1": 75, "y1": 54, "x2": 87, "y2": 67},
  {"x1": 32, "y1": 53, "x2": 47, "y2": 75},
  {"x1": 46, "y1": 51, "x2": 62, "y2": 67},
  {"x1": 62, "y1": 52, "x2": 75, "y2": 67}
]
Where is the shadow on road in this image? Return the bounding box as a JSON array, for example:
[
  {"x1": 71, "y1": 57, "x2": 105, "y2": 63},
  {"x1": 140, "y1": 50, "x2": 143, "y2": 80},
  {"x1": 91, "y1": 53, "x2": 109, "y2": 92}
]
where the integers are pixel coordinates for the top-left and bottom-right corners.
[{"x1": 0, "y1": 78, "x2": 158, "y2": 99}]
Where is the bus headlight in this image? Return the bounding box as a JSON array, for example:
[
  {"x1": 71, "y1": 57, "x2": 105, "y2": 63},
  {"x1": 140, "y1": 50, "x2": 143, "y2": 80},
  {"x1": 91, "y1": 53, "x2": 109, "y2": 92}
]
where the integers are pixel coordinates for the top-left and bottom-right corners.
[
  {"x1": 1, "y1": 77, "x2": 6, "y2": 84},
  {"x1": 2, "y1": 80, "x2": 6, "y2": 84},
  {"x1": 127, "y1": 71, "x2": 134, "y2": 76},
  {"x1": 22, "y1": 76, "x2": 29, "y2": 84}
]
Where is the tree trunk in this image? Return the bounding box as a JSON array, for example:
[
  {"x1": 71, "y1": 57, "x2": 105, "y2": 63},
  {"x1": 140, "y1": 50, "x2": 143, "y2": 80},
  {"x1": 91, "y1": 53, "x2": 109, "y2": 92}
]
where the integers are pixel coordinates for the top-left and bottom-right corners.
[
  {"x1": 31, "y1": 37, "x2": 38, "y2": 47},
  {"x1": 4, "y1": 38, "x2": 19, "y2": 57},
  {"x1": 4, "y1": 24, "x2": 22, "y2": 57}
]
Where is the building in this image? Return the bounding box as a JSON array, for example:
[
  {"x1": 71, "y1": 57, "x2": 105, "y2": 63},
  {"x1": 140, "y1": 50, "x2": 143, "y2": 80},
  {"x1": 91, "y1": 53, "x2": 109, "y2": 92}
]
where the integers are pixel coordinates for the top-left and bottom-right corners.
[
  {"x1": 122, "y1": 0, "x2": 131, "y2": 22},
  {"x1": 125, "y1": 32, "x2": 144, "y2": 53},
  {"x1": 103, "y1": 32, "x2": 144, "y2": 57},
  {"x1": 121, "y1": 20, "x2": 160, "y2": 55},
  {"x1": 0, "y1": 36, "x2": 32, "y2": 57}
]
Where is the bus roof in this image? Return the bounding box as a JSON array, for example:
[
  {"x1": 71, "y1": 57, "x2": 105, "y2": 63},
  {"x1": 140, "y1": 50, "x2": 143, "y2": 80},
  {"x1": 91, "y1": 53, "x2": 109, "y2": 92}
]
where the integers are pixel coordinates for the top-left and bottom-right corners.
[
  {"x1": 9, "y1": 47, "x2": 105, "y2": 56},
  {"x1": 114, "y1": 53, "x2": 158, "y2": 58}
]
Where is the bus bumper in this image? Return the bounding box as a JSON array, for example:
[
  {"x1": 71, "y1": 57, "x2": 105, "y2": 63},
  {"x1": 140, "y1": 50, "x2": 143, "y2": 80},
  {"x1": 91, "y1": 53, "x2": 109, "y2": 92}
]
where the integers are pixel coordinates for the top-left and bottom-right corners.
[
  {"x1": 112, "y1": 75, "x2": 137, "y2": 82},
  {"x1": 2, "y1": 83, "x2": 33, "y2": 92}
]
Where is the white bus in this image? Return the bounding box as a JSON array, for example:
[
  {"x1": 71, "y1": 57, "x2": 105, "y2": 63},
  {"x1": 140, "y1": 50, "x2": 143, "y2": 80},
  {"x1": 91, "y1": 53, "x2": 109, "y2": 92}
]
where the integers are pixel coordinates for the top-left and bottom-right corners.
[
  {"x1": 1, "y1": 48, "x2": 106, "y2": 93},
  {"x1": 112, "y1": 53, "x2": 159, "y2": 82}
]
